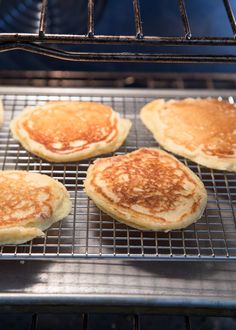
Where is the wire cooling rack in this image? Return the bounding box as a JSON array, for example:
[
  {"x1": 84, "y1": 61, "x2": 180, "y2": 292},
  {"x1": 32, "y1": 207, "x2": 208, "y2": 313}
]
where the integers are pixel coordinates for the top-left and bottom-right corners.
[{"x1": 0, "y1": 87, "x2": 236, "y2": 260}]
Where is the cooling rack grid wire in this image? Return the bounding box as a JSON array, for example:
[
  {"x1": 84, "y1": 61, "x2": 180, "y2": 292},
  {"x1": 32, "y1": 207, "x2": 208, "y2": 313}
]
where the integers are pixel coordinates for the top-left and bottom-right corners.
[{"x1": 0, "y1": 88, "x2": 236, "y2": 260}]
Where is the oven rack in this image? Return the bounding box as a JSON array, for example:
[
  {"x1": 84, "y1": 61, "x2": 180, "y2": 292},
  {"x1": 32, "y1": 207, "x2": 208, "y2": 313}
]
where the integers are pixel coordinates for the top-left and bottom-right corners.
[
  {"x1": 0, "y1": 86, "x2": 236, "y2": 260},
  {"x1": 25, "y1": 312, "x2": 200, "y2": 330},
  {"x1": 1, "y1": 0, "x2": 236, "y2": 63}
]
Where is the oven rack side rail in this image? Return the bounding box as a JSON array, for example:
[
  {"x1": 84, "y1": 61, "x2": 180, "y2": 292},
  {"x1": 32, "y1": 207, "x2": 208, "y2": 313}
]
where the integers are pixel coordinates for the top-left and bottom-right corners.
[{"x1": 1, "y1": 0, "x2": 236, "y2": 62}]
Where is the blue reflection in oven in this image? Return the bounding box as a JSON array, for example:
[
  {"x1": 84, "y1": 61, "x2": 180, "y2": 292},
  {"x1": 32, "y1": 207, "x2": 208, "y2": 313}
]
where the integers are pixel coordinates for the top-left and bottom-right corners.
[{"x1": 0, "y1": 0, "x2": 235, "y2": 72}]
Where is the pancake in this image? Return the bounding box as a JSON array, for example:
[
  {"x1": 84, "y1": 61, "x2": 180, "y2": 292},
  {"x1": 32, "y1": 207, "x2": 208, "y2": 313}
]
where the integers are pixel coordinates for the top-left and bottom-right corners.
[
  {"x1": 0, "y1": 97, "x2": 3, "y2": 127},
  {"x1": 10, "y1": 101, "x2": 132, "y2": 162},
  {"x1": 0, "y1": 171, "x2": 71, "y2": 244},
  {"x1": 140, "y1": 98, "x2": 236, "y2": 172},
  {"x1": 84, "y1": 148, "x2": 207, "y2": 231}
]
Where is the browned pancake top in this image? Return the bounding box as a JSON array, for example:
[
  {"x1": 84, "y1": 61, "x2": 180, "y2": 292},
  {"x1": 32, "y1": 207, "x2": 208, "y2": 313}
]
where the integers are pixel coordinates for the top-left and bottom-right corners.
[
  {"x1": 160, "y1": 99, "x2": 236, "y2": 157},
  {"x1": 22, "y1": 101, "x2": 118, "y2": 154},
  {"x1": 91, "y1": 148, "x2": 199, "y2": 217},
  {"x1": 0, "y1": 172, "x2": 53, "y2": 226}
]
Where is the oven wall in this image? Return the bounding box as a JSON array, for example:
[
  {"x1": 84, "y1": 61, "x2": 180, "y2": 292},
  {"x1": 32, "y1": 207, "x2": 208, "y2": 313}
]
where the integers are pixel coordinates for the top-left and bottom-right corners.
[{"x1": 0, "y1": 0, "x2": 236, "y2": 72}]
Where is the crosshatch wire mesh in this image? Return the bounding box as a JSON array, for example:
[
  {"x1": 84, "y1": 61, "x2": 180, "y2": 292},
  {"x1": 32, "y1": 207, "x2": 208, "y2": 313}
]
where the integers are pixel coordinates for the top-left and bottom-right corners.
[{"x1": 0, "y1": 88, "x2": 236, "y2": 260}]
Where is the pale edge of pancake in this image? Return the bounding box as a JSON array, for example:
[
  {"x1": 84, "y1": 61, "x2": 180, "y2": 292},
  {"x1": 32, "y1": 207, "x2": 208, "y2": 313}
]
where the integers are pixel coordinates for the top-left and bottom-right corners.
[
  {"x1": 140, "y1": 98, "x2": 236, "y2": 172},
  {"x1": 0, "y1": 171, "x2": 72, "y2": 244},
  {"x1": 84, "y1": 148, "x2": 207, "y2": 232},
  {"x1": 0, "y1": 97, "x2": 4, "y2": 127},
  {"x1": 10, "y1": 106, "x2": 132, "y2": 162}
]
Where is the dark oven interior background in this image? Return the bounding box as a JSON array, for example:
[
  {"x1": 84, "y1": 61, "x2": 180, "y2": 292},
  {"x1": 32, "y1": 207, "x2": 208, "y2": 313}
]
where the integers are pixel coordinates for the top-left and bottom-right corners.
[{"x1": 1, "y1": 0, "x2": 236, "y2": 73}]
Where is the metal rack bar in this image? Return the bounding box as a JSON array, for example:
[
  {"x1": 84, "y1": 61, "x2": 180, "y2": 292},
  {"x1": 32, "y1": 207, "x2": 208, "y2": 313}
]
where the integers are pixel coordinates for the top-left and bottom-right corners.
[
  {"x1": 178, "y1": 0, "x2": 191, "y2": 39},
  {"x1": 133, "y1": 314, "x2": 140, "y2": 330},
  {"x1": 2, "y1": 42, "x2": 236, "y2": 63},
  {"x1": 30, "y1": 314, "x2": 38, "y2": 330},
  {"x1": 39, "y1": 0, "x2": 48, "y2": 37},
  {"x1": 27, "y1": 313, "x2": 195, "y2": 329},
  {"x1": 1, "y1": 34, "x2": 236, "y2": 45},
  {"x1": 82, "y1": 313, "x2": 88, "y2": 330},
  {"x1": 72, "y1": 165, "x2": 79, "y2": 255},
  {"x1": 87, "y1": 0, "x2": 95, "y2": 37},
  {"x1": 132, "y1": 0, "x2": 143, "y2": 38},
  {"x1": 185, "y1": 316, "x2": 191, "y2": 330},
  {"x1": 0, "y1": 1, "x2": 235, "y2": 62},
  {"x1": 210, "y1": 170, "x2": 230, "y2": 257},
  {"x1": 85, "y1": 197, "x2": 90, "y2": 256},
  {"x1": 223, "y1": 174, "x2": 236, "y2": 230},
  {"x1": 223, "y1": 0, "x2": 236, "y2": 37}
]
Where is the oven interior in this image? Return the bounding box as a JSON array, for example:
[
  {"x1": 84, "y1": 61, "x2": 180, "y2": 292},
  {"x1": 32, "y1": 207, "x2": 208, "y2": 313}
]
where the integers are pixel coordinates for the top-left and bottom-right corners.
[{"x1": 0, "y1": 1, "x2": 236, "y2": 329}]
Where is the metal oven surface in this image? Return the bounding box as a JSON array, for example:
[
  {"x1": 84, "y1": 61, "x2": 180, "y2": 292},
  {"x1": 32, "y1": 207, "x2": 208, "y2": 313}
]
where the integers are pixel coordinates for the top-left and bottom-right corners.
[{"x1": 0, "y1": 87, "x2": 236, "y2": 260}]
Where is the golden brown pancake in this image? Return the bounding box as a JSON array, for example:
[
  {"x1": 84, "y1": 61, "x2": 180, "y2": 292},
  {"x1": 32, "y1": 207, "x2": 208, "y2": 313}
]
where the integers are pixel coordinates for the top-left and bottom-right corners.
[
  {"x1": 140, "y1": 98, "x2": 236, "y2": 172},
  {"x1": 0, "y1": 171, "x2": 71, "y2": 244},
  {"x1": 84, "y1": 148, "x2": 207, "y2": 231},
  {"x1": 10, "y1": 101, "x2": 131, "y2": 162}
]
